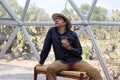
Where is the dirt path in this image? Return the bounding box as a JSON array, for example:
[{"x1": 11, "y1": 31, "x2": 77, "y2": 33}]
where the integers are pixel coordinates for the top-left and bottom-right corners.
[{"x1": 0, "y1": 59, "x2": 74, "y2": 80}]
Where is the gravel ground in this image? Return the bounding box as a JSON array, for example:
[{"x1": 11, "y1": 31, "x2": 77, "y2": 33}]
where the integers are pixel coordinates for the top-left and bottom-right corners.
[{"x1": 0, "y1": 59, "x2": 75, "y2": 80}]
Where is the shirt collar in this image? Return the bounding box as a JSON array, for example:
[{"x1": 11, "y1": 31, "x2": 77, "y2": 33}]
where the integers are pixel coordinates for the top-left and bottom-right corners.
[{"x1": 55, "y1": 27, "x2": 67, "y2": 35}]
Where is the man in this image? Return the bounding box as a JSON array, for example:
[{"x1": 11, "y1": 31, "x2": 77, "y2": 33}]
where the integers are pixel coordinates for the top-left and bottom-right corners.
[{"x1": 38, "y1": 13, "x2": 102, "y2": 80}]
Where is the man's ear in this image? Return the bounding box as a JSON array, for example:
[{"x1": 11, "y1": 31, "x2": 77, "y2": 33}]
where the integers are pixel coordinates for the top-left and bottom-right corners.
[{"x1": 65, "y1": 21, "x2": 67, "y2": 25}]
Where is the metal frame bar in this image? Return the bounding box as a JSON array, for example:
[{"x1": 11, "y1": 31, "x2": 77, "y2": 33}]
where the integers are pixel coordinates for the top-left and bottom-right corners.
[
  {"x1": 23, "y1": 21, "x2": 120, "y2": 27},
  {"x1": 0, "y1": 18, "x2": 14, "y2": 20},
  {"x1": 88, "y1": 21, "x2": 120, "y2": 26},
  {"x1": 22, "y1": 22, "x2": 55, "y2": 26},
  {"x1": 86, "y1": 0, "x2": 97, "y2": 20},
  {"x1": 86, "y1": 26, "x2": 112, "y2": 80},
  {"x1": 0, "y1": 20, "x2": 17, "y2": 25},
  {"x1": 21, "y1": 0, "x2": 30, "y2": 21},
  {"x1": 20, "y1": 0, "x2": 40, "y2": 61},
  {"x1": 0, "y1": 0, "x2": 40, "y2": 61},
  {"x1": 77, "y1": 26, "x2": 85, "y2": 37},
  {"x1": 0, "y1": 0, "x2": 20, "y2": 58},
  {"x1": 0, "y1": 0, "x2": 19, "y2": 21},
  {"x1": 68, "y1": 0, "x2": 85, "y2": 21},
  {"x1": 0, "y1": 21, "x2": 120, "y2": 27},
  {"x1": 21, "y1": 27, "x2": 40, "y2": 61},
  {"x1": 0, "y1": 0, "x2": 119, "y2": 79},
  {"x1": 0, "y1": 26, "x2": 20, "y2": 59},
  {"x1": 68, "y1": 0, "x2": 112, "y2": 80}
]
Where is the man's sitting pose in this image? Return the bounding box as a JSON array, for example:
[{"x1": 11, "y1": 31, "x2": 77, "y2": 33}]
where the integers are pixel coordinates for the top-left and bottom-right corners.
[{"x1": 38, "y1": 13, "x2": 102, "y2": 80}]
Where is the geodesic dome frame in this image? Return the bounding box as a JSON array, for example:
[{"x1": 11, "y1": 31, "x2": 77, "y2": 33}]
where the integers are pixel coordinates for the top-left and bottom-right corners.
[{"x1": 0, "y1": 0, "x2": 120, "y2": 80}]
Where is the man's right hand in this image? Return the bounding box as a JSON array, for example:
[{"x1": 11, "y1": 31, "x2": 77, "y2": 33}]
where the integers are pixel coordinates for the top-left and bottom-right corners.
[{"x1": 36, "y1": 64, "x2": 42, "y2": 66}]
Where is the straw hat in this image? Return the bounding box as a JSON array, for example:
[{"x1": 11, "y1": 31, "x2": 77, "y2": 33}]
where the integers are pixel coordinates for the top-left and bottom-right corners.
[{"x1": 52, "y1": 13, "x2": 72, "y2": 29}]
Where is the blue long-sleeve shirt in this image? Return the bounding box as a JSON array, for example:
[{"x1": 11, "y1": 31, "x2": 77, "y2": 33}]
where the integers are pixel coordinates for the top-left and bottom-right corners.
[{"x1": 39, "y1": 27, "x2": 82, "y2": 66}]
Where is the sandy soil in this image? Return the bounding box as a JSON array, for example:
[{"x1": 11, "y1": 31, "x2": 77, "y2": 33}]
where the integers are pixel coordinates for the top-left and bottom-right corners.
[{"x1": 0, "y1": 58, "x2": 74, "y2": 80}]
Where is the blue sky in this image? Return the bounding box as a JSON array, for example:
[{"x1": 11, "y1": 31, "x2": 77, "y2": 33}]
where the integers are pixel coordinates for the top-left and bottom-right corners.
[{"x1": 17, "y1": 0, "x2": 120, "y2": 16}]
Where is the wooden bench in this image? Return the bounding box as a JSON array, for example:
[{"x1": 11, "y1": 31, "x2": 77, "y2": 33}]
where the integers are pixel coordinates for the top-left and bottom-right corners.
[{"x1": 34, "y1": 65, "x2": 90, "y2": 80}]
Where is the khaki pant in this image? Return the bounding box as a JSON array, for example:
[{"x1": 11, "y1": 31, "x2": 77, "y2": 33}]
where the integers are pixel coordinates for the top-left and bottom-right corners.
[{"x1": 46, "y1": 60, "x2": 102, "y2": 80}]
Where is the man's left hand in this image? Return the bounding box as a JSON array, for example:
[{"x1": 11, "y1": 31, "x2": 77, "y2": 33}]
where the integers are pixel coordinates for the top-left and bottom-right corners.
[{"x1": 62, "y1": 40, "x2": 71, "y2": 51}]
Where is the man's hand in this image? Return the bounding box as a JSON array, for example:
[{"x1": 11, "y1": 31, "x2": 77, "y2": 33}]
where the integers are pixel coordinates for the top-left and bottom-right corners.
[
  {"x1": 36, "y1": 64, "x2": 42, "y2": 66},
  {"x1": 62, "y1": 40, "x2": 72, "y2": 51}
]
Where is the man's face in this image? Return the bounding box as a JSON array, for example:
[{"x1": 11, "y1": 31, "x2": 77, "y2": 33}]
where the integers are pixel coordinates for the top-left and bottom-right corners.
[{"x1": 54, "y1": 16, "x2": 67, "y2": 28}]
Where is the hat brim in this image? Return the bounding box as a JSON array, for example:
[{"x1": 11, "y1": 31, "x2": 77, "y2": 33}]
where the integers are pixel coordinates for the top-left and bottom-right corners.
[
  {"x1": 52, "y1": 13, "x2": 69, "y2": 21},
  {"x1": 52, "y1": 13, "x2": 72, "y2": 29}
]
